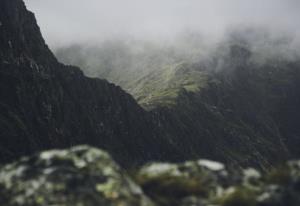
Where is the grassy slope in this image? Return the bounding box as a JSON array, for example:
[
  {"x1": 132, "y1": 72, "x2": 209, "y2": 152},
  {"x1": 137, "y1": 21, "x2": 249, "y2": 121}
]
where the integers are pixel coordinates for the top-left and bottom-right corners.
[{"x1": 55, "y1": 39, "x2": 209, "y2": 110}]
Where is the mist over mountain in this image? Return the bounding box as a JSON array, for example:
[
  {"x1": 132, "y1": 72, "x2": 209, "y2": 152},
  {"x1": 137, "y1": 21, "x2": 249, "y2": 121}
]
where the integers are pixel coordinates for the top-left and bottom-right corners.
[
  {"x1": 24, "y1": 0, "x2": 300, "y2": 49},
  {"x1": 55, "y1": 27, "x2": 300, "y2": 108},
  {"x1": 0, "y1": 0, "x2": 296, "y2": 170},
  {"x1": 2, "y1": 0, "x2": 300, "y2": 205},
  {"x1": 55, "y1": 24, "x2": 300, "y2": 171}
]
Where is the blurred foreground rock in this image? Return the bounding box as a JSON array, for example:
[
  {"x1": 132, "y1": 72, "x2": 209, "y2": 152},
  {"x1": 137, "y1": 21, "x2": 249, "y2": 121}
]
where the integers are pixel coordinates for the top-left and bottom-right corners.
[
  {"x1": 0, "y1": 145, "x2": 155, "y2": 206},
  {"x1": 0, "y1": 145, "x2": 300, "y2": 206},
  {"x1": 136, "y1": 160, "x2": 300, "y2": 206}
]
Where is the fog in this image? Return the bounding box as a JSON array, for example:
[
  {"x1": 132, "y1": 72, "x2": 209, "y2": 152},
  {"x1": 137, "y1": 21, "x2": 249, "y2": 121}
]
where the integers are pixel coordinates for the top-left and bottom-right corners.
[{"x1": 23, "y1": 0, "x2": 300, "y2": 49}]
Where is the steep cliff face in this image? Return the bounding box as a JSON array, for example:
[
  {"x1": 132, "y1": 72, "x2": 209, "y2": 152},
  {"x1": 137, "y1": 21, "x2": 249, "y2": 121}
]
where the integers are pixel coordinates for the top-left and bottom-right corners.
[{"x1": 0, "y1": 0, "x2": 178, "y2": 166}]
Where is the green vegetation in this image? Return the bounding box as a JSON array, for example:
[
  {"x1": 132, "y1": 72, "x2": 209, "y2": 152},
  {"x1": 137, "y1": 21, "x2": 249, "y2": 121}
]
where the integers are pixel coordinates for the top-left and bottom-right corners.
[
  {"x1": 264, "y1": 166, "x2": 291, "y2": 185},
  {"x1": 135, "y1": 63, "x2": 208, "y2": 109},
  {"x1": 216, "y1": 187, "x2": 257, "y2": 206},
  {"x1": 136, "y1": 174, "x2": 208, "y2": 206},
  {"x1": 2, "y1": 145, "x2": 300, "y2": 206},
  {"x1": 55, "y1": 33, "x2": 300, "y2": 171},
  {"x1": 56, "y1": 41, "x2": 209, "y2": 110},
  {"x1": 137, "y1": 174, "x2": 208, "y2": 196}
]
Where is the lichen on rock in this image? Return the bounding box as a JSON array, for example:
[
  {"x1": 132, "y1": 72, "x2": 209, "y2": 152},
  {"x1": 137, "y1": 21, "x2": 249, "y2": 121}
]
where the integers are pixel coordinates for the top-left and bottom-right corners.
[{"x1": 0, "y1": 145, "x2": 155, "y2": 206}]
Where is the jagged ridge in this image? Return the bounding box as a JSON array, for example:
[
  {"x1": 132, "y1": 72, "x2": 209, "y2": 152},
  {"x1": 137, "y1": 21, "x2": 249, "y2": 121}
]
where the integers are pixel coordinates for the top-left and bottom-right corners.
[{"x1": 0, "y1": 0, "x2": 178, "y2": 166}]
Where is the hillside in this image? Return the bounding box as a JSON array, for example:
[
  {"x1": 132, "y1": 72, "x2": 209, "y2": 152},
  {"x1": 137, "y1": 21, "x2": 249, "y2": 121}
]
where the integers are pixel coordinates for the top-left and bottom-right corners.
[
  {"x1": 0, "y1": 0, "x2": 180, "y2": 166},
  {"x1": 57, "y1": 32, "x2": 300, "y2": 170},
  {"x1": 55, "y1": 37, "x2": 210, "y2": 109},
  {"x1": 1, "y1": 0, "x2": 300, "y2": 172}
]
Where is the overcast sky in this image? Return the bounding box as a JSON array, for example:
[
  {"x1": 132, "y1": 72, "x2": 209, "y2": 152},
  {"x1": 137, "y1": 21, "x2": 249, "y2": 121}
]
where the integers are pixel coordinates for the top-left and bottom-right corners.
[{"x1": 23, "y1": 0, "x2": 300, "y2": 49}]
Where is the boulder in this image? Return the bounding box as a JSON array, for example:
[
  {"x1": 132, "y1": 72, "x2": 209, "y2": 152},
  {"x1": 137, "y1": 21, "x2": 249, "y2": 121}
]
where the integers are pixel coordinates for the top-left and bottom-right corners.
[
  {"x1": 0, "y1": 145, "x2": 155, "y2": 206},
  {"x1": 136, "y1": 159, "x2": 227, "y2": 205}
]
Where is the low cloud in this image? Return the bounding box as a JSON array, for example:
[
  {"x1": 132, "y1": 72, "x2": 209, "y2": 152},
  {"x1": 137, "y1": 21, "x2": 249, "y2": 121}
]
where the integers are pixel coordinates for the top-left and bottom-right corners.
[{"x1": 24, "y1": 0, "x2": 300, "y2": 49}]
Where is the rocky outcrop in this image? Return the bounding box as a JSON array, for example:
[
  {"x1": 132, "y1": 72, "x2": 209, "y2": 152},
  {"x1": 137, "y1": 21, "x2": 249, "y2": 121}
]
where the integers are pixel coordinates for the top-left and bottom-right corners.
[
  {"x1": 0, "y1": 145, "x2": 155, "y2": 206},
  {"x1": 136, "y1": 160, "x2": 229, "y2": 206},
  {"x1": 0, "y1": 0, "x2": 178, "y2": 166},
  {"x1": 1, "y1": 146, "x2": 300, "y2": 206},
  {"x1": 135, "y1": 159, "x2": 300, "y2": 206}
]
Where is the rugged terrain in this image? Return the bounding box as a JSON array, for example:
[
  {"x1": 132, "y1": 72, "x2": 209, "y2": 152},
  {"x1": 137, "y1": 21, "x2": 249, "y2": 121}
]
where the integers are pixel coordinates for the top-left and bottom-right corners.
[
  {"x1": 0, "y1": 0, "x2": 179, "y2": 166},
  {"x1": 1, "y1": 145, "x2": 300, "y2": 206},
  {"x1": 1, "y1": 0, "x2": 300, "y2": 172},
  {"x1": 57, "y1": 35, "x2": 300, "y2": 170},
  {"x1": 1, "y1": 0, "x2": 300, "y2": 204}
]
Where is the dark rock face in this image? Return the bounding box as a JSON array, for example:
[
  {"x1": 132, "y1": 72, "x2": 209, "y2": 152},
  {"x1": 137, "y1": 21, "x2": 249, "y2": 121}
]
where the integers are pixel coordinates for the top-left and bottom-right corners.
[
  {"x1": 0, "y1": 0, "x2": 175, "y2": 166},
  {"x1": 152, "y1": 47, "x2": 300, "y2": 170}
]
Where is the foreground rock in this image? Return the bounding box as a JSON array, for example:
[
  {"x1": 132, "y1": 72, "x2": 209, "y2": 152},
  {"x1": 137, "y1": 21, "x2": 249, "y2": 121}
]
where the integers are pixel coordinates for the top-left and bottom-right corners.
[
  {"x1": 0, "y1": 145, "x2": 154, "y2": 206},
  {"x1": 0, "y1": 145, "x2": 300, "y2": 206},
  {"x1": 136, "y1": 160, "x2": 300, "y2": 206},
  {"x1": 136, "y1": 160, "x2": 228, "y2": 205},
  {"x1": 136, "y1": 160, "x2": 234, "y2": 206}
]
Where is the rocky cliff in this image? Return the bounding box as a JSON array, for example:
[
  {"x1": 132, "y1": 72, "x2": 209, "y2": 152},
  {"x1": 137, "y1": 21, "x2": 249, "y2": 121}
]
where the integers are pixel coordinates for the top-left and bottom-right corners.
[
  {"x1": 0, "y1": 0, "x2": 178, "y2": 166},
  {"x1": 1, "y1": 0, "x2": 300, "y2": 171}
]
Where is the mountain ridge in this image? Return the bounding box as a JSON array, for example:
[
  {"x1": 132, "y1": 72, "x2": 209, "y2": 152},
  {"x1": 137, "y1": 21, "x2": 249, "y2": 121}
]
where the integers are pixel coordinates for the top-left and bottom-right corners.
[
  {"x1": 56, "y1": 32, "x2": 300, "y2": 170},
  {"x1": 0, "y1": 0, "x2": 180, "y2": 167},
  {"x1": 1, "y1": 0, "x2": 300, "y2": 171}
]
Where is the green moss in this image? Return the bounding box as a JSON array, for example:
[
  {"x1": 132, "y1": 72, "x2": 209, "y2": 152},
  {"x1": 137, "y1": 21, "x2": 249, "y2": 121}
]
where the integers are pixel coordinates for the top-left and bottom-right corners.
[
  {"x1": 36, "y1": 196, "x2": 45, "y2": 204},
  {"x1": 264, "y1": 166, "x2": 291, "y2": 186},
  {"x1": 217, "y1": 187, "x2": 257, "y2": 206},
  {"x1": 95, "y1": 179, "x2": 120, "y2": 199},
  {"x1": 136, "y1": 173, "x2": 209, "y2": 206},
  {"x1": 137, "y1": 173, "x2": 209, "y2": 197}
]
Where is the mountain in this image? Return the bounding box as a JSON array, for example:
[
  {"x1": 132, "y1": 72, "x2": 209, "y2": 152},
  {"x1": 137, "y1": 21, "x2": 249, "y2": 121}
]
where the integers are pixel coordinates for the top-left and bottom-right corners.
[
  {"x1": 55, "y1": 36, "x2": 209, "y2": 109},
  {"x1": 1, "y1": 0, "x2": 300, "y2": 171},
  {"x1": 57, "y1": 31, "x2": 300, "y2": 170},
  {"x1": 152, "y1": 45, "x2": 300, "y2": 170},
  {"x1": 0, "y1": 0, "x2": 180, "y2": 166}
]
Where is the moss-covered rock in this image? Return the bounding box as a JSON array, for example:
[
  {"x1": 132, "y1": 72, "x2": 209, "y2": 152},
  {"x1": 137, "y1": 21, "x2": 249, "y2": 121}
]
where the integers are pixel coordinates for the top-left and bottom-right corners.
[
  {"x1": 0, "y1": 145, "x2": 155, "y2": 206},
  {"x1": 135, "y1": 160, "x2": 300, "y2": 206},
  {"x1": 217, "y1": 186, "x2": 257, "y2": 206},
  {"x1": 1, "y1": 146, "x2": 300, "y2": 206},
  {"x1": 256, "y1": 160, "x2": 300, "y2": 206},
  {"x1": 136, "y1": 159, "x2": 228, "y2": 206}
]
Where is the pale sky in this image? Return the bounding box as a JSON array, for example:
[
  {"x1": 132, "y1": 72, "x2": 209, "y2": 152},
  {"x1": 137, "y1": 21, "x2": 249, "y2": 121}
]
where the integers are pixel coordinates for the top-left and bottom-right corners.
[{"x1": 23, "y1": 0, "x2": 300, "y2": 49}]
